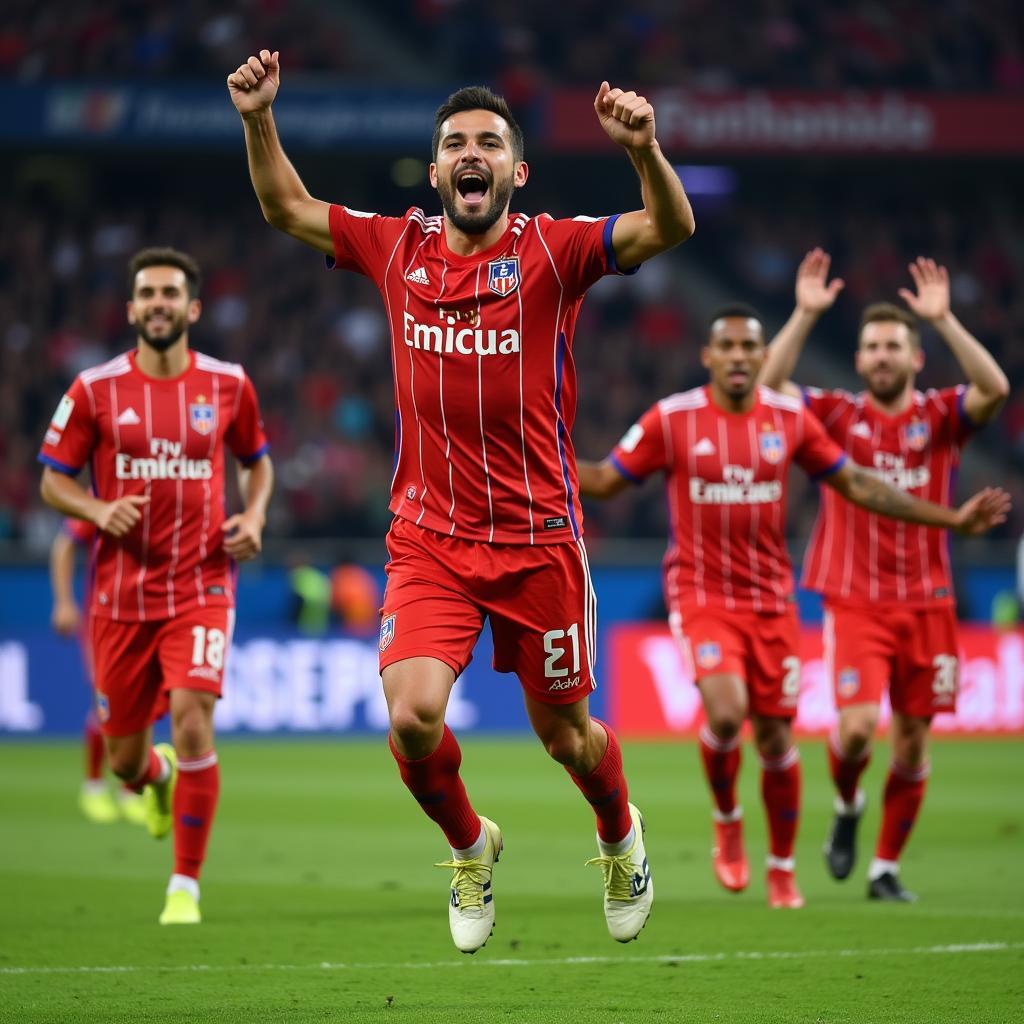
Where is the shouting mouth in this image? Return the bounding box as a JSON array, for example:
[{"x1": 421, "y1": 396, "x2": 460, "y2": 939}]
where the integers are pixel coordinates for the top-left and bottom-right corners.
[{"x1": 455, "y1": 169, "x2": 489, "y2": 208}]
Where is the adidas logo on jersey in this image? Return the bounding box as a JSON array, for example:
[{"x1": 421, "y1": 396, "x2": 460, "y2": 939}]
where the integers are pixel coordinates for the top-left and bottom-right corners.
[
  {"x1": 406, "y1": 267, "x2": 430, "y2": 286},
  {"x1": 692, "y1": 438, "x2": 716, "y2": 456},
  {"x1": 117, "y1": 407, "x2": 141, "y2": 426},
  {"x1": 850, "y1": 422, "x2": 872, "y2": 439}
]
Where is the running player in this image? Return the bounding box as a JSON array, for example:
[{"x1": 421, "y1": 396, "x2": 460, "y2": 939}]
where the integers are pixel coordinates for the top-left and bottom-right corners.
[
  {"x1": 578, "y1": 304, "x2": 1008, "y2": 908},
  {"x1": 38, "y1": 247, "x2": 273, "y2": 924},
  {"x1": 229, "y1": 50, "x2": 695, "y2": 950},
  {"x1": 760, "y1": 251, "x2": 1009, "y2": 900},
  {"x1": 50, "y1": 517, "x2": 147, "y2": 825}
]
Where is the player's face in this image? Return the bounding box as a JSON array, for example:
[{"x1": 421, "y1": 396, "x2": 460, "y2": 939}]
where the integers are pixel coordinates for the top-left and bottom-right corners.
[
  {"x1": 430, "y1": 109, "x2": 528, "y2": 235},
  {"x1": 702, "y1": 317, "x2": 765, "y2": 400},
  {"x1": 855, "y1": 321, "x2": 923, "y2": 402},
  {"x1": 127, "y1": 266, "x2": 200, "y2": 352}
]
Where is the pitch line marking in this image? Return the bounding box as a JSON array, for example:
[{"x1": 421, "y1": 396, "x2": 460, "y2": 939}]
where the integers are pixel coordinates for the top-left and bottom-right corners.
[{"x1": 1, "y1": 942, "x2": 1021, "y2": 976}]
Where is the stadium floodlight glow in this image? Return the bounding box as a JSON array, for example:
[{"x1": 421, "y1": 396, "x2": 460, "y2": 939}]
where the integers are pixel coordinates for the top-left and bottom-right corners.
[{"x1": 391, "y1": 157, "x2": 425, "y2": 188}]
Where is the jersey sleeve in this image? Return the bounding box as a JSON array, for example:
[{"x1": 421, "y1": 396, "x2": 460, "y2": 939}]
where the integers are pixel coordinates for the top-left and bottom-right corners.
[
  {"x1": 795, "y1": 407, "x2": 847, "y2": 480},
  {"x1": 225, "y1": 373, "x2": 270, "y2": 465},
  {"x1": 63, "y1": 517, "x2": 97, "y2": 546},
  {"x1": 37, "y1": 377, "x2": 96, "y2": 476},
  {"x1": 326, "y1": 204, "x2": 408, "y2": 281},
  {"x1": 934, "y1": 385, "x2": 979, "y2": 445},
  {"x1": 539, "y1": 214, "x2": 640, "y2": 297},
  {"x1": 800, "y1": 386, "x2": 851, "y2": 431},
  {"x1": 610, "y1": 405, "x2": 666, "y2": 483}
]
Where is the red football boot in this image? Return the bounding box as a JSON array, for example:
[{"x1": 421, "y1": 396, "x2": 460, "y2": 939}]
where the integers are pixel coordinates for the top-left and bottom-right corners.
[
  {"x1": 711, "y1": 817, "x2": 749, "y2": 893},
  {"x1": 767, "y1": 868, "x2": 805, "y2": 909}
]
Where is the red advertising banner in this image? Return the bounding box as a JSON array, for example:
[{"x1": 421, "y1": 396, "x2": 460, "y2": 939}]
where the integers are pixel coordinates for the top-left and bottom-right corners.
[
  {"x1": 547, "y1": 90, "x2": 1024, "y2": 155},
  {"x1": 608, "y1": 624, "x2": 1024, "y2": 736}
]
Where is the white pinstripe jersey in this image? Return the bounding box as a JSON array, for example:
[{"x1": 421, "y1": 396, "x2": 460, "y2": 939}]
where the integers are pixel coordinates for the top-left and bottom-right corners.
[
  {"x1": 327, "y1": 205, "x2": 635, "y2": 545},
  {"x1": 38, "y1": 350, "x2": 268, "y2": 621}
]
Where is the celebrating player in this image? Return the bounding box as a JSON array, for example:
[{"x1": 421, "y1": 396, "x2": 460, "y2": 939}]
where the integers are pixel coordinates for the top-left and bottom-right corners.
[
  {"x1": 578, "y1": 304, "x2": 1008, "y2": 908},
  {"x1": 760, "y1": 251, "x2": 1010, "y2": 900},
  {"x1": 38, "y1": 248, "x2": 273, "y2": 925},
  {"x1": 229, "y1": 49, "x2": 694, "y2": 950},
  {"x1": 50, "y1": 517, "x2": 146, "y2": 825}
]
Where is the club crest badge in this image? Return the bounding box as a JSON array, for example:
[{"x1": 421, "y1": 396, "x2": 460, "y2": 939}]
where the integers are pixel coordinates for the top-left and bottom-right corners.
[
  {"x1": 759, "y1": 430, "x2": 785, "y2": 465},
  {"x1": 905, "y1": 419, "x2": 930, "y2": 452},
  {"x1": 487, "y1": 257, "x2": 520, "y2": 297},
  {"x1": 379, "y1": 613, "x2": 396, "y2": 653},
  {"x1": 695, "y1": 641, "x2": 722, "y2": 670},
  {"x1": 95, "y1": 692, "x2": 110, "y2": 724},
  {"x1": 837, "y1": 667, "x2": 860, "y2": 699},
  {"x1": 189, "y1": 396, "x2": 216, "y2": 436}
]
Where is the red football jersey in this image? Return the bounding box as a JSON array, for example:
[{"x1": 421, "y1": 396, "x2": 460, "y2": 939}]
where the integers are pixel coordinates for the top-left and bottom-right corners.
[
  {"x1": 612, "y1": 385, "x2": 846, "y2": 612},
  {"x1": 801, "y1": 385, "x2": 975, "y2": 607},
  {"x1": 38, "y1": 350, "x2": 268, "y2": 622},
  {"x1": 328, "y1": 205, "x2": 634, "y2": 545}
]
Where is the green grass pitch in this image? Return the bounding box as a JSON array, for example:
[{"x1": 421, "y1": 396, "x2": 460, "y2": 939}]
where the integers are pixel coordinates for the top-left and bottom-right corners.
[{"x1": 1, "y1": 738, "x2": 1022, "y2": 1023}]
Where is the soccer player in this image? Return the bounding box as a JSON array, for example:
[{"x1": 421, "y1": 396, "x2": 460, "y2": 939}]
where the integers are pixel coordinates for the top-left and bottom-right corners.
[
  {"x1": 760, "y1": 251, "x2": 1010, "y2": 900},
  {"x1": 229, "y1": 49, "x2": 695, "y2": 950},
  {"x1": 50, "y1": 517, "x2": 146, "y2": 825},
  {"x1": 577, "y1": 304, "x2": 1008, "y2": 908},
  {"x1": 38, "y1": 247, "x2": 273, "y2": 925}
]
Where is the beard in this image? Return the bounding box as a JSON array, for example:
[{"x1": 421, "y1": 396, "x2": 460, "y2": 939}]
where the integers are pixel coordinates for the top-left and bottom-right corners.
[
  {"x1": 437, "y1": 172, "x2": 516, "y2": 236},
  {"x1": 865, "y1": 367, "x2": 911, "y2": 403},
  {"x1": 137, "y1": 314, "x2": 187, "y2": 352}
]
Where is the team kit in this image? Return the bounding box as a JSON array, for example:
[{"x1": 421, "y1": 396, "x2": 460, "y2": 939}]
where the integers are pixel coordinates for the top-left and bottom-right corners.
[{"x1": 35, "y1": 54, "x2": 1009, "y2": 948}]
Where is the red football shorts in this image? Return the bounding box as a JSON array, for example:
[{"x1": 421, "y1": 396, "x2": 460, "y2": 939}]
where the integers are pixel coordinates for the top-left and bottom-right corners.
[
  {"x1": 90, "y1": 607, "x2": 235, "y2": 736},
  {"x1": 823, "y1": 601, "x2": 959, "y2": 717},
  {"x1": 671, "y1": 604, "x2": 802, "y2": 718},
  {"x1": 380, "y1": 516, "x2": 597, "y2": 705}
]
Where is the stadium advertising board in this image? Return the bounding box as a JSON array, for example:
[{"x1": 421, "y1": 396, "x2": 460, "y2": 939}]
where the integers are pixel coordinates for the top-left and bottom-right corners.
[
  {"x1": 0, "y1": 627, "x2": 589, "y2": 737},
  {"x1": 547, "y1": 90, "x2": 1024, "y2": 155},
  {"x1": 609, "y1": 624, "x2": 1024, "y2": 736},
  {"x1": 2, "y1": 86, "x2": 1023, "y2": 155}
]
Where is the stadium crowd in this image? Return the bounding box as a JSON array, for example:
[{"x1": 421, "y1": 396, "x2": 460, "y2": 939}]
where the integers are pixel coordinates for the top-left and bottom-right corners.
[
  {"x1": 2, "y1": 168, "x2": 1021, "y2": 549},
  {"x1": 1, "y1": 0, "x2": 1022, "y2": 94},
  {"x1": 403, "y1": 0, "x2": 1024, "y2": 94}
]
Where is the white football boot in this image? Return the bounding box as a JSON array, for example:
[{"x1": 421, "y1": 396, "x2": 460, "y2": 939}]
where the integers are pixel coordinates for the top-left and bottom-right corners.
[
  {"x1": 434, "y1": 817, "x2": 503, "y2": 954},
  {"x1": 586, "y1": 803, "x2": 653, "y2": 942}
]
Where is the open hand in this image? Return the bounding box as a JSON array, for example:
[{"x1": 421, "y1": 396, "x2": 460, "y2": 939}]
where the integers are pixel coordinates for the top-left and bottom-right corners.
[
  {"x1": 898, "y1": 257, "x2": 950, "y2": 323},
  {"x1": 228, "y1": 49, "x2": 281, "y2": 116},
  {"x1": 953, "y1": 487, "x2": 1010, "y2": 536},
  {"x1": 594, "y1": 82, "x2": 656, "y2": 150},
  {"x1": 795, "y1": 248, "x2": 844, "y2": 315},
  {"x1": 221, "y1": 511, "x2": 264, "y2": 561}
]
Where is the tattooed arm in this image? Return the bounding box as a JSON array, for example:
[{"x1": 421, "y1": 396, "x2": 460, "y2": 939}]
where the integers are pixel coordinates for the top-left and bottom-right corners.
[{"x1": 825, "y1": 463, "x2": 1009, "y2": 536}]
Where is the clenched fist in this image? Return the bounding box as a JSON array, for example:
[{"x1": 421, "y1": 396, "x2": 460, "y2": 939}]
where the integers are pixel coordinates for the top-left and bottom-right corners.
[{"x1": 228, "y1": 49, "x2": 281, "y2": 117}]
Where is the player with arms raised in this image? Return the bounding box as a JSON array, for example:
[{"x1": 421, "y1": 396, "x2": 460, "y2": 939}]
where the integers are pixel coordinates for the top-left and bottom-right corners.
[
  {"x1": 761, "y1": 252, "x2": 1009, "y2": 900},
  {"x1": 39, "y1": 248, "x2": 273, "y2": 924},
  {"x1": 229, "y1": 49, "x2": 694, "y2": 950},
  {"x1": 579, "y1": 305, "x2": 1008, "y2": 908}
]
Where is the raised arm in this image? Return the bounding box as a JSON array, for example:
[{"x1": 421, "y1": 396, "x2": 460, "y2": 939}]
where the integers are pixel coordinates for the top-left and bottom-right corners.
[
  {"x1": 760, "y1": 248, "x2": 845, "y2": 398},
  {"x1": 824, "y1": 461, "x2": 1009, "y2": 536},
  {"x1": 897, "y1": 257, "x2": 1010, "y2": 426},
  {"x1": 593, "y1": 83, "x2": 695, "y2": 268},
  {"x1": 227, "y1": 49, "x2": 333, "y2": 254},
  {"x1": 578, "y1": 458, "x2": 631, "y2": 500}
]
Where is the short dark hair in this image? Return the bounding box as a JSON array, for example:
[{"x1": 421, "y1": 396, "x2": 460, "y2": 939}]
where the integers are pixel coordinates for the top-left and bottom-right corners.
[
  {"x1": 859, "y1": 301, "x2": 919, "y2": 347},
  {"x1": 128, "y1": 247, "x2": 201, "y2": 300},
  {"x1": 432, "y1": 86, "x2": 524, "y2": 162},
  {"x1": 709, "y1": 302, "x2": 762, "y2": 330}
]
